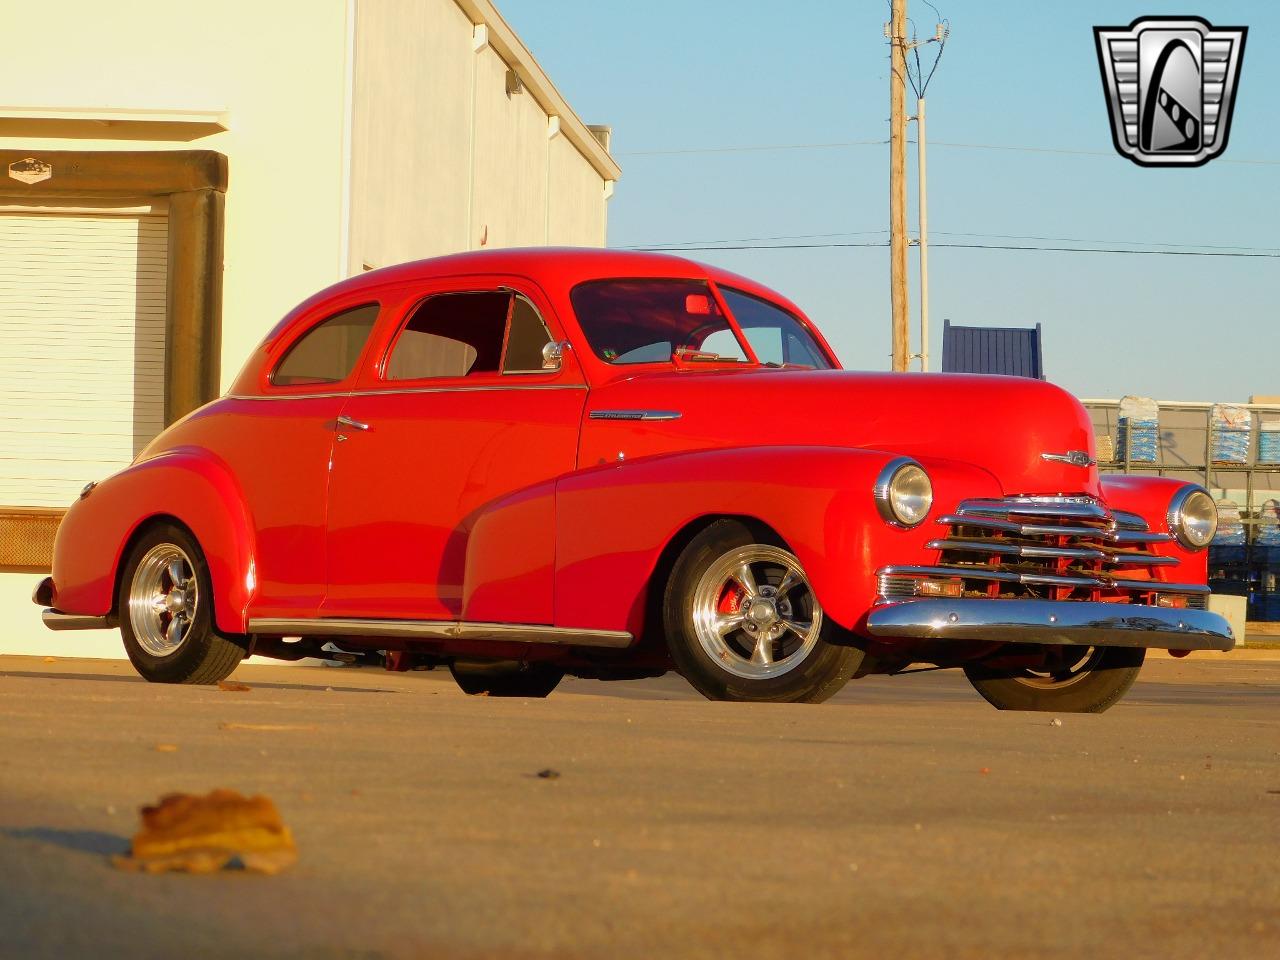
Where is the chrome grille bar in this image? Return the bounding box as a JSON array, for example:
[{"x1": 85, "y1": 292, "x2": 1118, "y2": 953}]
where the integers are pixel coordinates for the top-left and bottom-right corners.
[
  {"x1": 926, "y1": 537, "x2": 1180, "y2": 566},
  {"x1": 879, "y1": 564, "x2": 1209, "y2": 595},
  {"x1": 935, "y1": 514, "x2": 1171, "y2": 544},
  {"x1": 956, "y1": 498, "x2": 1113, "y2": 523}
]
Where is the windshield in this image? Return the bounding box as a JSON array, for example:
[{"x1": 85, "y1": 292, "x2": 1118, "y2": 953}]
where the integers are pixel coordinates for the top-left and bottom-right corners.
[
  {"x1": 571, "y1": 277, "x2": 832, "y2": 368},
  {"x1": 718, "y1": 287, "x2": 834, "y2": 369}
]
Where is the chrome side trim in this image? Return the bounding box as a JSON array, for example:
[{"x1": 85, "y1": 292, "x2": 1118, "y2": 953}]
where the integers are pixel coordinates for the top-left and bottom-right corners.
[
  {"x1": 865, "y1": 598, "x2": 1234, "y2": 651},
  {"x1": 247, "y1": 617, "x2": 634, "y2": 648},
  {"x1": 587, "y1": 409, "x2": 683, "y2": 421},
  {"x1": 42, "y1": 610, "x2": 114, "y2": 631},
  {"x1": 925, "y1": 538, "x2": 1179, "y2": 566},
  {"x1": 878, "y1": 564, "x2": 1210, "y2": 595}
]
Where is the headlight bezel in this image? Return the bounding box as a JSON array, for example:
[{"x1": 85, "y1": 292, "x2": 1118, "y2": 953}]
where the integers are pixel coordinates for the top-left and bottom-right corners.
[
  {"x1": 1167, "y1": 485, "x2": 1217, "y2": 550},
  {"x1": 874, "y1": 457, "x2": 934, "y2": 528}
]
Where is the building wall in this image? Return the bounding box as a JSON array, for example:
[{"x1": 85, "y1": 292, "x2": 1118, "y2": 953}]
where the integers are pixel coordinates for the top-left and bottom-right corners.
[
  {"x1": 0, "y1": 1, "x2": 349, "y2": 657},
  {"x1": 350, "y1": 0, "x2": 610, "y2": 269},
  {"x1": 0, "y1": 0, "x2": 616, "y2": 659}
]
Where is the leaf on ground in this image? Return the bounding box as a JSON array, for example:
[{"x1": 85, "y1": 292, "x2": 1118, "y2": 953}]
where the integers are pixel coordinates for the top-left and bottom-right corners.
[
  {"x1": 111, "y1": 788, "x2": 296, "y2": 875},
  {"x1": 217, "y1": 680, "x2": 251, "y2": 692}
]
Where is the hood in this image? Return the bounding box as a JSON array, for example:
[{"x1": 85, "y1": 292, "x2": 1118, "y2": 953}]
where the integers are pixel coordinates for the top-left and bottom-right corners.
[{"x1": 580, "y1": 369, "x2": 1100, "y2": 498}]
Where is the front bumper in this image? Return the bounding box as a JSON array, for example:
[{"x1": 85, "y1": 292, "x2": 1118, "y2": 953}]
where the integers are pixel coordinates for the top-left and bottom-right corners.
[{"x1": 866, "y1": 599, "x2": 1234, "y2": 651}]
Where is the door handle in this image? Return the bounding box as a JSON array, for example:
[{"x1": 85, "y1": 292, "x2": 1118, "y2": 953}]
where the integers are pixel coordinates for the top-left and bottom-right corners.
[{"x1": 336, "y1": 415, "x2": 371, "y2": 432}]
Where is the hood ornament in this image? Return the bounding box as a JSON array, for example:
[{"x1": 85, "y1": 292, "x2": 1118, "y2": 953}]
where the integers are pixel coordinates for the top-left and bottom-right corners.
[{"x1": 1041, "y1": 450, "x2": 1097, "y2": 468}]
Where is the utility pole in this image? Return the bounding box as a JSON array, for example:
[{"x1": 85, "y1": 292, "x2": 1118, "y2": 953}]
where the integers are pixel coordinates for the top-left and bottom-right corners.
[
  {"x1": 916, "y1": 96, "x2": 930, "y2": 372},
  {"x1": 889, "y1": 0, "x2": 909, "y2": 372}
]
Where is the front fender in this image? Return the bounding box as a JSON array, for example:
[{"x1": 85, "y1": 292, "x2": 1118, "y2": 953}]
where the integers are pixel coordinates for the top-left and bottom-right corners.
[
  {"x1": 1100, "y1": 474, "x2": 1208, "y2": 582},
  {"x1": 51, "y1": 447, "x2": 257, "y2": 634},
  {"x1": 553, "y1": 445, "x2": 1001, "y2": 636}
]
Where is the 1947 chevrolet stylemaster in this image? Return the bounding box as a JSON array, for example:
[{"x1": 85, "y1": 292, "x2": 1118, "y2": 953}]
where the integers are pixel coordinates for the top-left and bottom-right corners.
[{"x1": 35, "y1": 248, "x2": 1233, "y2": 710}]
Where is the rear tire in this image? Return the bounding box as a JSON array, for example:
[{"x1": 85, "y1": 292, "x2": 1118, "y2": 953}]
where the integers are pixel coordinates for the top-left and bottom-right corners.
[
  {"x1": 449, "y1": 660, "x2": 563, "y2": 698},
  {"x1": 963, "y1": 646, "x2": 1145, "y2": 713},
  {"x1": 663, "y1": 520, "x2": 863, "y2": 703},
  {"x1": 117, "y1": 523, "x2": 246, "y2": 685}
]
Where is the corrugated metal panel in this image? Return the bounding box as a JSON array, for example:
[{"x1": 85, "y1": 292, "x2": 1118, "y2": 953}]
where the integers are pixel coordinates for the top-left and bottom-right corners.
[
  {"x1": 0, "y1": 211, "x2": 168, "y2": 508},
  {"x1": 941, "y1": 320, "x2": 1043, "y2": 379}
]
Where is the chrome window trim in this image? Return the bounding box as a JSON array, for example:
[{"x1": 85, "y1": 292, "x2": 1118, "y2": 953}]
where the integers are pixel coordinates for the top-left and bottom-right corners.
[{"x1": 226, "y1": 384, "x2": 588, "y2": 402}]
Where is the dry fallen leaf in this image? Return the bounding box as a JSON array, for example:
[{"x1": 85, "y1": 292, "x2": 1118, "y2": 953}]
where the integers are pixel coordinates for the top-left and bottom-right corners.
[
  {"x1": 111, "y1": 789, "x2": 296, "y2": 875},
  {"x1": 217, "y1": 680, "x2": 251, "y2": 692}
]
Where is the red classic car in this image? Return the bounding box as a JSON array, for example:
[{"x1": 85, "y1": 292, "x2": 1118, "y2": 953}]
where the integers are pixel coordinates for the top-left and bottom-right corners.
[{"x1": 35, "y1": 248, "x2": 1232, "y2": 710}]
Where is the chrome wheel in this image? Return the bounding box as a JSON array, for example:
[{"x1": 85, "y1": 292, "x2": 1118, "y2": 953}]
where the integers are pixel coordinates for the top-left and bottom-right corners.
[
  {"x1": 1013, "y1": 647, "x2": 1106, "y2": 688},
  {"x1": 128, "y1": 544, "x2": 198, "y2": 657},
  {"x1": 690, "y1": 544, "x2": 823, "y2": 680}
]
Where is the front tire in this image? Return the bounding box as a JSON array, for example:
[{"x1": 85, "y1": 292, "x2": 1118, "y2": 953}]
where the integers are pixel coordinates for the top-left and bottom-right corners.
[
  {"x1": 663, "y1": 520, "x2": 863, "y2": 703},
  {"x1": 963, "y1": 646, "x2": 1145, "y2": 713},
  {"x1": 117, "y1": 523, "x2": 245, "y2": 684}
]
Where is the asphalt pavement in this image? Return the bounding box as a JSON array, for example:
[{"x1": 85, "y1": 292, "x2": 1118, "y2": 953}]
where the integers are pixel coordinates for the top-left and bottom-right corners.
[{"x1": 0, "y1": 653, "x2": 1277, "y2": 960}]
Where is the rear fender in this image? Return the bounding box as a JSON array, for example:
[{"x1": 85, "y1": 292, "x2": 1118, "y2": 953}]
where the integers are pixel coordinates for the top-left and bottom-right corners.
[
  {"x1": 51, "y1": 447, "x2": 256, "y2": 634},
  {"x1": 553, "y1": 445, "x2": 1000, "y2": 636}
]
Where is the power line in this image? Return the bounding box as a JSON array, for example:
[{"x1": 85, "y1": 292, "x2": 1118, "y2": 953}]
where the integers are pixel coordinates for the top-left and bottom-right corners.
[
  {"x1": 620, "y1": 139, "x2": 886, "y2": 157},
  {"x1": 618, "y1": 137, "x2": 1280, "y2": 165},
  {"x1": 624, "y1": 240, "x2": 1280, "y2": 257},
  {"x1": 623, "y1": 230, "x2": 1278, "y2": 255},
  {"x1": 637, "y1": 229, "x2": 888, "y2": 249},
  {"x1": 931, "y1": 231, "x2": 1279, "y2": 253}
]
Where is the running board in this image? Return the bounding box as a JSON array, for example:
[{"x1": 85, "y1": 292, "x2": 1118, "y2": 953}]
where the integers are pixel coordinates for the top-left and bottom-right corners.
[{"x1": 247, "y1": 618, "x2": 634, "y2": 649}]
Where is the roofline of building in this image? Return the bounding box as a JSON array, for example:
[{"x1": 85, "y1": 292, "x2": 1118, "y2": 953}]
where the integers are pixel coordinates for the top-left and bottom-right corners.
[{"x1": 454, "y1": 0, "x2": 622, "y2": 184}]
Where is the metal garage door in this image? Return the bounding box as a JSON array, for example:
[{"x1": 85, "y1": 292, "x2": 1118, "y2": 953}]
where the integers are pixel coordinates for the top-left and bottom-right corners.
[{"x1": 0, "y1": 205, "x2": 167, "y2": 508}]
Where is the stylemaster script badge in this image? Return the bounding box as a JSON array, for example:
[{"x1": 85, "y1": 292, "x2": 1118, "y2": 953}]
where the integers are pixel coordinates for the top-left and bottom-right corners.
[{"x1": 1094, "y1": 16, "x2": 1246, "y2": 167}]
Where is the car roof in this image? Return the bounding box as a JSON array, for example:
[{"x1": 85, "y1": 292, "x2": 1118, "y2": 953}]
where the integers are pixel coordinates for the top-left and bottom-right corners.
[{"x1": 312, "y1": 247, "x2": 801, "y2": 312}]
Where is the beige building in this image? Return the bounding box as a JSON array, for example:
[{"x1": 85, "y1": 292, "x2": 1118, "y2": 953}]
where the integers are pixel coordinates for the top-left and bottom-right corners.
[{"x1": 0, "y1": 0, "x2": 620, "y2": 657}]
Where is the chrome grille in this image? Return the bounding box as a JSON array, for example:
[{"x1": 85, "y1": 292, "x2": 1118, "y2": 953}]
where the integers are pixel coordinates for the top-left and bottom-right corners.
[{"x1": 881, "y1": 496, "x2": 1208, "y2": 602}]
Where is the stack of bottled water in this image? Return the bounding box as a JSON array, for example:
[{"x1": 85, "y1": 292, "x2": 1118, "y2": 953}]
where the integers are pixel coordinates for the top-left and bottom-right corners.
[
  {"x1": 1117, "y1": 396, "x2": 1159, "y2": 463},
  {"x1": 1210, "y1": 404, "x2": 1251, "y2": 463}
]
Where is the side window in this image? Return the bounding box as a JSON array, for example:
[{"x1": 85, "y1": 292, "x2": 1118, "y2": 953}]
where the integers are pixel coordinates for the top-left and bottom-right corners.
[
  {"x1": 271, "y1": 304, "x2": 379, "y2": 386},
  {"x1": 385, "y1": 291, "x2": 553, "y2": 380},
  {"x1": 502, "y1": 297, "x2": 554, "y2": 373},
  {"x1": 386, "y1": 292, "x2": 509, "y2": 380}
]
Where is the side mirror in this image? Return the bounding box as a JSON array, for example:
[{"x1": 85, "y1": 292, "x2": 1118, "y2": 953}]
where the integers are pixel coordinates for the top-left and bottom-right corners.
[{"x1": 542, "y1": 340, "x2": 569, "y2": 371}]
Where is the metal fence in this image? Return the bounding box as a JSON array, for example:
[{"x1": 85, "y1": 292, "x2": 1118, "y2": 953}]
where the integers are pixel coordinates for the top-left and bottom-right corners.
[{"x1": 1085, "y1": 399, "x2": 1280, "y2": 622}]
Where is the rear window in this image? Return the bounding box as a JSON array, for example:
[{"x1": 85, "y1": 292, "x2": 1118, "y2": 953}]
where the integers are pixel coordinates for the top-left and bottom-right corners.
[
  {"x1": 571, "y1": 279, "x2": 747, "y2": 365},
  {"x1": 271, "y1": 304, "x2": 379, "y2": 386}
]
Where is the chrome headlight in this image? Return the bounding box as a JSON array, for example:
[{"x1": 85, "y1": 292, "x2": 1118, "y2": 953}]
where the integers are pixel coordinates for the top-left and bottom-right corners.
[
  {"x1": 1167, "y1": 485, "x2": 1217, "y2": 550},
  {"x1": 875, "y1": 458, "x2": 933, "y2": 527}
]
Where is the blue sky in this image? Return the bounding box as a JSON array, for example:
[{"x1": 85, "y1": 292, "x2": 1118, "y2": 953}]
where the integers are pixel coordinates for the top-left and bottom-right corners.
[{"x1": 499, "y1": 1, "x2": 1278, "y2": 401}]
